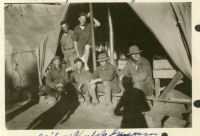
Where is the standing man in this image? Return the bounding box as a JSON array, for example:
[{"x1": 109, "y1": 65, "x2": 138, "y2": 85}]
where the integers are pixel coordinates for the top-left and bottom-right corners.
[
  {"x1": 120, "y1": 45, "x2": 154, "y2": 96},
  {"x1": 72, "y1": 12, "x2": 101, "y2": 71},
  {"x1": 60, "y1": 21, "x2": 76, "y2": 68},
  {"x1": 39, "y1": 56, "x2": 65, "y2": 101},
  {"x1": 89, "y1": 52, "x2": 120, "y2": 105}
]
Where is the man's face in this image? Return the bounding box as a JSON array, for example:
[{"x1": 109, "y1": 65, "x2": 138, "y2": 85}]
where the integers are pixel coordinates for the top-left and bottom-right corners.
[
  {"x1": 79, "y1": 16, "x2": 86, "y2": 26},
  {"x1": 61, "y1": 63, "x2": 66, "y2": 68},
  {"x1": 75, "y1": 61, "x2": 83, "y2": 70},
  {"x1": 53, "y1": 59, "x2": 60, "y2": 69},
  {"x1": 131, "y1": 54, "x2": 140, "y2": 62},
  {"x1": 100, "y1": 61, "x2": 107, "y2": 67},
  {"x1": 61, "y1": 24, "x2": 69, "y2": 33}
]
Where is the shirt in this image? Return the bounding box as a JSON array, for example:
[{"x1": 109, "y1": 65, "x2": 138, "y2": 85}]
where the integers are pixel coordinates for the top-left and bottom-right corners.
[
  {"x1": 121, "y1": 56, "x2": 154, "y2": 96},
  {"x1": 92, "y1": 63, "x2": 118, "y2": 83},
  {"x1": 72, "y1": 68, "x2": 91, "y2": 86},
  {"x1": 60, "y1": 30, "x2": 74, "y2": 53},
  {"x1": 72, "y1": 23, "x2": 92, "y2": 56},
  {"x1": 46, "y1": 67, "x2": 63, "y2": 89}
]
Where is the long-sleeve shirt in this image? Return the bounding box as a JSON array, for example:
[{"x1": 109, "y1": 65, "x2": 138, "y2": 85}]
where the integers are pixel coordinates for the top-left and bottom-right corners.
[
  {"x1": 71, "y1": 68, "x2": 91, "y2": 86},
  {"x1": 92, "y1": 63, "x2": 119, "y2": 83},
  {"x1": 121, "y1": 56, "x2": 154, "y2": 96},
  {"x1": 60, "y1": 30, "x2": 74, "y2": 53},
  {"x1": 46, "y1": 67, "x2": 63, "y2": 89}
]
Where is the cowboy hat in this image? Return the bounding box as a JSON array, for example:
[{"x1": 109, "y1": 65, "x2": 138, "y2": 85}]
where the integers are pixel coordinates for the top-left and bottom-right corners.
[
  {"x1": 127, "y1": 45, "x2": 143, "y2": 56},
  {"x1": 97, "y1": 52, "x2": 109, "y2": 62}
]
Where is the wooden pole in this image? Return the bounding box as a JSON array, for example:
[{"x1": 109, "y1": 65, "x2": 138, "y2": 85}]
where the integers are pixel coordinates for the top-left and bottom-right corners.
[
  {"x1": 108, "y1": 6, "x2": 115, "y2": 66},
  {"x1": 89, "y1": 3, "x2": 97, "y2": 71},
  {"x1": 35, "y1": 48, "x2": 43, "y2": 86}
]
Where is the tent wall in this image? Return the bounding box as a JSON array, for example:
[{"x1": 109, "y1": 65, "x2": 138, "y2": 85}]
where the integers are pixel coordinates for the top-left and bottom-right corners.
[
  {"x1": 5, "y1": 51, "x2": 38, "y2": 99},
  {"x1": 129, "y1": 2, "x2": 191, "y2": 79},
  {"x1": 5, "y1": 3, "x2": 69, "y2": 92}
]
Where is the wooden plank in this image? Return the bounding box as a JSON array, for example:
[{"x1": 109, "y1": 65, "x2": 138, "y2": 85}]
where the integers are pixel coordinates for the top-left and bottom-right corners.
[
  {"x1": 153, "y1": 59, "x2": 173, "y2": 70},
  {"x1": 159, "y1": 71, "x2": 183, "y2": 99},
  {"x1": 154, "y1": 78, "x2": 160, "y2": 98},
  {"x1": 153, "y1": 69, "x2": 177, "y2": 78},
  {"x1": 146, "y1": 96, "x2": 191, "y2": 104}
]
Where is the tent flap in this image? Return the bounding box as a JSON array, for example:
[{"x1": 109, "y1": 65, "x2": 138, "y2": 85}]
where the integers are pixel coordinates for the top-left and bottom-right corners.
[{"x1": 129, "y1": 2, "x2": 191, "y2": 79}]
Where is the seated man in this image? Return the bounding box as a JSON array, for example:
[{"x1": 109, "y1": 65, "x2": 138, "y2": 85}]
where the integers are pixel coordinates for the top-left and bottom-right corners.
[
  {"x1": 60, "y1": 59, "x2": 73, "y2": 90},
  {"x1": 71, "y1": 58, "x2": 91, "y2": 103},
  {"x1": 39, "y1": 56, "x2": 65, "y2": 101},
  {"x1": 89, "y1": 52, "x2": 120, "y2": 105},
  {"x1": 120, "y1": 45, "x2": 154, "y2": 96}
]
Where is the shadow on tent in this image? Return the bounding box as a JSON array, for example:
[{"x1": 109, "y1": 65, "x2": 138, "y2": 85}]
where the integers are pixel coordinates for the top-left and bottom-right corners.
[{"x1": 26, "y1": 83, "x2": 79, "y2": 129}]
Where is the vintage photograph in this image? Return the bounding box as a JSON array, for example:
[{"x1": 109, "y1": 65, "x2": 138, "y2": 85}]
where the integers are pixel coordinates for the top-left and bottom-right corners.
[{"x1": 5, "y1": 2, "x2": 192, "y2": 129}]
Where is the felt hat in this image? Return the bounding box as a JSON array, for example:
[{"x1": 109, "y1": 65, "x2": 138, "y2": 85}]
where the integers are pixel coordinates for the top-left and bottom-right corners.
[
  {"x1": 127, "y1": 45, "x2": 143, "y2": 56},
  {"x1": 97, "y1": 52, "x2": 109, "y2": 62},
  {"x1": 74, "y1": 58, "x2": 83, "y2": 64},
  {"x1": 79, "y1": 12, "x2": 87, "y2": 17}
]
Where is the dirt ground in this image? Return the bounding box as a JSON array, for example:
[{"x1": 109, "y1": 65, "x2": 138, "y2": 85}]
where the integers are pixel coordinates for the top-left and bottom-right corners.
[
  {"x1": 6, "y1": 89, "x2": 190, "y2": 129},
  {"x1": 6, "y1": 96, "x2": 123, "y2": 129}
]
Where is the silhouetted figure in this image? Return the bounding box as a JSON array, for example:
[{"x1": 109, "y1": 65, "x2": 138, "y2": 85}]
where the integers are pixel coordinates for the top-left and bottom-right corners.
[{"x1": 114, "y1": 76, "x2": 150, "y2": 128}]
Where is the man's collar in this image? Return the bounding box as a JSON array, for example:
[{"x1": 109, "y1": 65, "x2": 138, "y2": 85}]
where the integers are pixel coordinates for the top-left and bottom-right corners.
[
  {"x1": 100, "y1": 63, "x2": 109, "y2": 70},
  {"x1": 80, "y1": 25, "x2": 86, "y2": 30}
]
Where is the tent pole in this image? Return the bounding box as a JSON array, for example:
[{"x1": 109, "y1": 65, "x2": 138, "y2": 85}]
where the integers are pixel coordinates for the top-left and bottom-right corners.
[
  {"x1": 35, "y1": 48, "x2": 43, "y2": 86},
  {"x1": 108, "y1": 6, "x2": 115, "y2": 66},
  {"x1": 89, "y1": 3, "x2": 97, "y2": 71}
]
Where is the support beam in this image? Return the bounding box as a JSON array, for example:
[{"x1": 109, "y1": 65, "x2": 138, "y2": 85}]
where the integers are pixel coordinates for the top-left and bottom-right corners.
[
  {"x1": 159, "y1": 71, "x2": 183, "y2": 99},
  {"x1": 154, "y1": 78, "x2": 160, "y2": 98},
  {"x1": 89, "y1": 3, "x2": 97, "y2": 71},
  {"x1": 146, "y1": 96, "x2": 191, "y2": 104}
]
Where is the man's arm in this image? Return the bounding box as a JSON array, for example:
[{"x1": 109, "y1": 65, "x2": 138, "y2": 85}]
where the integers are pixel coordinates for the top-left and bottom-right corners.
[
  {"x1": 90, "y1": 78, "x2": 103, "y2": 84},
  {"x1": 93, "y1": 17, "x2": 101, "y2": 27},
  {"x1": 87, "y1": 12, "x2": 101, "y2": 27},
  {"x1": 119, "y1": 62, "x2": 130, "y2": 81},
  {"x1": 73, "y1": 41, "x2": 80, "y2": 58},
  {"x1": 46, "y1": 73, "x2": 57, "y2": 89}
]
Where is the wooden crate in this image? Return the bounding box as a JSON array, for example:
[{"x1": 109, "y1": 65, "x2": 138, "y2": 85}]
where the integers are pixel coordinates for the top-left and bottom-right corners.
[
  {"x1": 153, "y1": 59, "x2": 173, "y2": 70},
  {"x1": 118, "y1": 59, "x2": 127, "y2": 70},
  {"x1": 153, "y1": 69, "x2": 177, "y2": 79}
]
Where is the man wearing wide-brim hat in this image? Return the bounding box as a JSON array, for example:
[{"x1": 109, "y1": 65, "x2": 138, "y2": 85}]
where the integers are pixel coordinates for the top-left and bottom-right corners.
[
  {"x1": 89, "y1": 52, "x2": 120, "y2": 105},
  {"x1": 120, "y1": 45, "x2": 154, "y2": 96}
]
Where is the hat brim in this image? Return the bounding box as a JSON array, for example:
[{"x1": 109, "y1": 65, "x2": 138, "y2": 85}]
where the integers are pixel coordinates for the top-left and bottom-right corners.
[
  {"x1": 97, "y1": 57, "x2": 109, "y2": 62},
  {"x1": 127, "y1": 50, "x2": 143, "y2": 56}
]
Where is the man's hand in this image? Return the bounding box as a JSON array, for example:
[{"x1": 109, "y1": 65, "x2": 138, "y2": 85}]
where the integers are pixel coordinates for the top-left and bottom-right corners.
[
  {"x1": 89, "y1": 79, "x2": 96, "y2": 84},
  {"x1": 86, "y1": 12, "x2": 90, "y2": 18},
  {"x1": 119, "y1": 75, "x2": 124, "y2": 81},
  {"x1": 65, "y1": 67, "x2": 72, "y2": 72},
  {"x1": 56, "y1": 83, "x2": 63, "y2": 88},
  {"x1": 89, "y1": 78, "x2": 103, "y2": 84},
  {"x1": 78, "y1": 83, "x2": 83, "y2": 91},
  {"x1": 76, "y1": 53, "x2": 80, "y2": 58}
]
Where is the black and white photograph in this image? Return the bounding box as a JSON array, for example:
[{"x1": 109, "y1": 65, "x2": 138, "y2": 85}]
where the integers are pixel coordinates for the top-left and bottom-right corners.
[{"x1": 4, "y1": 1, "x2": 193, "y2": 131}]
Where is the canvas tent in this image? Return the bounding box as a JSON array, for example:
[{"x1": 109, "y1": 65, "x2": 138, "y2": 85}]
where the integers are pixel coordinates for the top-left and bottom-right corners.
[{"x1": 5, "y1": 3, "x2": 191, "y2": 96}]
